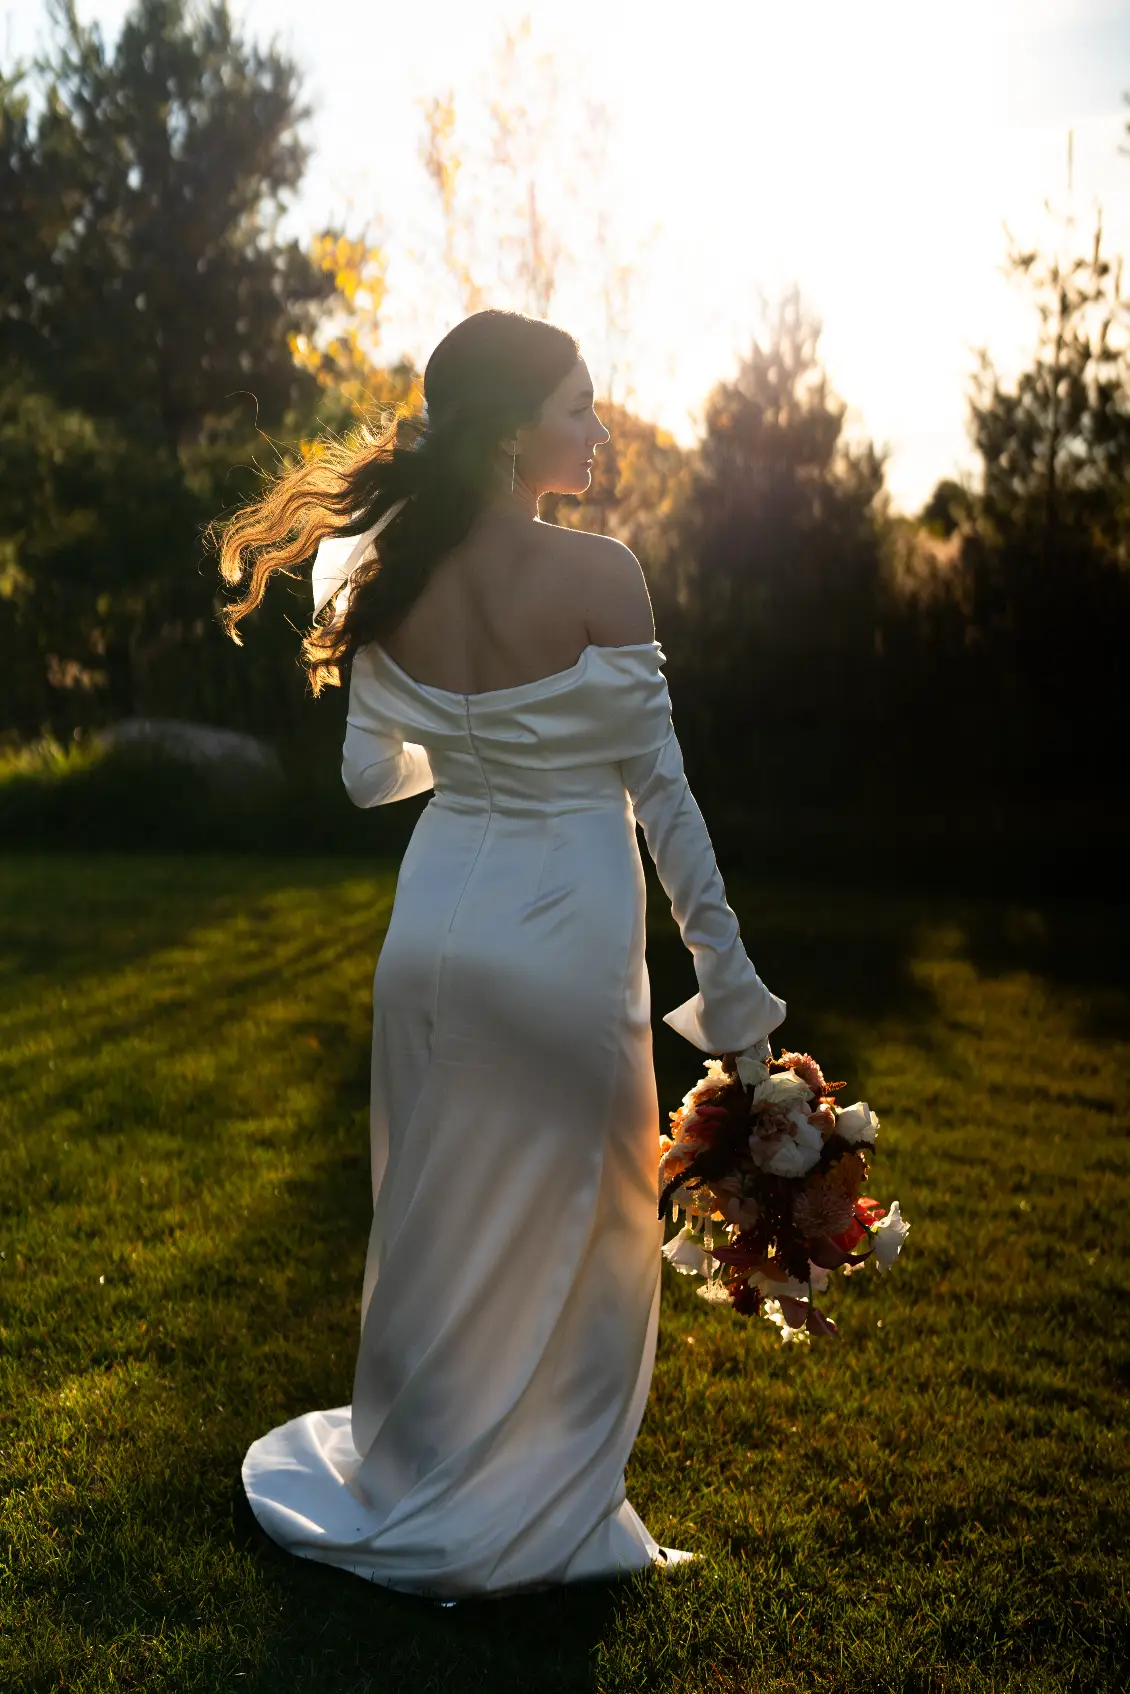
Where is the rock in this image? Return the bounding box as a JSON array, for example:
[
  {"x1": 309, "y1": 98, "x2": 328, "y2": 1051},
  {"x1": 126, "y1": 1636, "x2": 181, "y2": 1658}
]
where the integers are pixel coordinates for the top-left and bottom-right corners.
[{"x1": 99, "y1": 718, "x2": 284, "y2": 781}]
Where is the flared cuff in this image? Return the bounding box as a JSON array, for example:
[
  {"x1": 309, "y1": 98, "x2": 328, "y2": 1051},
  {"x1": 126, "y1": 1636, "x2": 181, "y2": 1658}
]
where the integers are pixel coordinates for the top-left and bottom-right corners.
[{"x1": 662, "y1": 982, "x2": 787, "y2": 1056}]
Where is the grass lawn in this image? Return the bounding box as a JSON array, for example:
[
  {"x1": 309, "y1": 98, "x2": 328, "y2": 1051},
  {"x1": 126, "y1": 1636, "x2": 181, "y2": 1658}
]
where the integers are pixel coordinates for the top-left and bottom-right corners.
[{"x1": 0, "y1": 853, "x2": 1126, "y2": 1693}]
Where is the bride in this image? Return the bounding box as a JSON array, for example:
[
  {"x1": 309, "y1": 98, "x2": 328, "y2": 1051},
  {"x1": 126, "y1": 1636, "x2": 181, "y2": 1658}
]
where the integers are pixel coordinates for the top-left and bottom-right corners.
[{"x1": 216, "y1": 307, "x2": 787, "y2": 1600}]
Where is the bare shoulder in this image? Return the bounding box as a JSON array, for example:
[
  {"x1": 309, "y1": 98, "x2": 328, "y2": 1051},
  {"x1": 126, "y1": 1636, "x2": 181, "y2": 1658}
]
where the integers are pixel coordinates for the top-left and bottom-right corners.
[{"x1": 550, "y1": 527, "x2": 655, "y2": 648}]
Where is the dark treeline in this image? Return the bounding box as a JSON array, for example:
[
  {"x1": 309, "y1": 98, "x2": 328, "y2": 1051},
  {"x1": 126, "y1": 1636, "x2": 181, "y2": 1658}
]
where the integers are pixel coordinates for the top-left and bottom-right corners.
[
  {"x1": 0, "y1": 0, "x2": 338, "y2": 748},
  {"x1": 3, "y1": 0, "x2": 1129, "y2": 885}
]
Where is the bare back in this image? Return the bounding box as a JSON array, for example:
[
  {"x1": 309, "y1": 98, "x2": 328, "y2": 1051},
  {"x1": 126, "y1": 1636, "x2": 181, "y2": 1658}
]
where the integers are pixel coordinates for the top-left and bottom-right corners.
[{"x1": 377, "y1": 517, "x2": 655, "y2": 695}]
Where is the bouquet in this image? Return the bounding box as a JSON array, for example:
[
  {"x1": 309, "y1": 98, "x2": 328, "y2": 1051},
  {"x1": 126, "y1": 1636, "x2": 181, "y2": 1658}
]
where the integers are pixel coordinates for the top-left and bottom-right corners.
[{"x1": 658, "y1": 1044, "x2": 909, "y2": 1342}]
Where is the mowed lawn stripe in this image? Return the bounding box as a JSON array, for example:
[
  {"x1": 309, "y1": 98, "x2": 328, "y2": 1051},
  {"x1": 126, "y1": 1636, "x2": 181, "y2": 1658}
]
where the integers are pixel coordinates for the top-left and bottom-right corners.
[{"x1": 0, "y1": 855, "x2": 1126, "y2": 1694}]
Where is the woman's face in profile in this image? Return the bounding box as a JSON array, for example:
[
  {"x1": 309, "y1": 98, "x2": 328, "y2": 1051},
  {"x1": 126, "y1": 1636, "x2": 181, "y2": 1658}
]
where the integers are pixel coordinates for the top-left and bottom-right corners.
[{"x1": 517, "y1": 357, "x2": 610, "y2": 497}]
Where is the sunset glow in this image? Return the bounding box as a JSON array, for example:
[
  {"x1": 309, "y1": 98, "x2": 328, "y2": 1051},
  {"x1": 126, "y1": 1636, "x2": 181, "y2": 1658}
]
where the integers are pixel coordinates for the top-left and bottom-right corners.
[{"x1": 8, "y1": 0, "x2": 1128, "y2": 513}]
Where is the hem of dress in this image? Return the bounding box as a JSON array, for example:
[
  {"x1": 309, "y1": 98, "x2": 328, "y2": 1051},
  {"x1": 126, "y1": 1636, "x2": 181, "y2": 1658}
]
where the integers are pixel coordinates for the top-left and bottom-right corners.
[
  {"x1": 242, "y1": 1476, "x2": 669, "y2": 1602},
  {"x1": 249, "y1": 1533, "x2": 671, "y2": 1603}
]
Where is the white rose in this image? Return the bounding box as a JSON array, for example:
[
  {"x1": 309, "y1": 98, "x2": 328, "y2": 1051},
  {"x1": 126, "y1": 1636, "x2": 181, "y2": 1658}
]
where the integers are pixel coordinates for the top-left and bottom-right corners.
[
  {"x1": 835, "y1": 1101, "x2": 879, "y2": 1146},
  {"x1": 736, "y1": 1051, "x2": 770, "y2": 1089},
  {"x1": 734, "y1": 1035, "x2": 772, "y2": 1089},
  {"x1": 872, "y1": 1199, "x2": 910, "y2": 1271},
  {"x1": 750, "y1": 1269, "x2": 809, "y2": 1299},
  {"x1": 661, "y1": 1226, "x2": 715, "y2": 1278},
  {"x1": 752, "y1": 1069, "x2": 812, "y2": 1112},
  {"x1": 721, "y1": 1194, "x2": 761, "y2": 1230},
  {"x1": 761, "y1": 1111, "x2": 823, "y2": 1178}
]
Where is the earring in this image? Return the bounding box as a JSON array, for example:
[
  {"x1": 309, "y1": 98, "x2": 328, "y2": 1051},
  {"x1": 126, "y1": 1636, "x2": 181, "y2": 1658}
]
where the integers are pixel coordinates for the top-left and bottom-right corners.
[{"x1": 510, "y1": 443, "x2": 517, "y2": 494}]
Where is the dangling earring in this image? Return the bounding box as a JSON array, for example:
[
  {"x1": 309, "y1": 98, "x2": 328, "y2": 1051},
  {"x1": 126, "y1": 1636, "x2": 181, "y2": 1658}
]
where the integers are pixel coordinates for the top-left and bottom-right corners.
[{"x1": 510, "y1": 443, "x2": 517, "y2": 494}]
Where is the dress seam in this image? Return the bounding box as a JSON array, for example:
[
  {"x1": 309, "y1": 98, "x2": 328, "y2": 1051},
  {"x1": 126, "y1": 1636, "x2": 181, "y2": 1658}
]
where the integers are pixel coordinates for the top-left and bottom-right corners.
[
  {"x1": 480, "y1": 837, "x2": 640, "y2": 1589},
  {"x1": 431, "y1": 700, "x2": 496, "y2": 1042}
]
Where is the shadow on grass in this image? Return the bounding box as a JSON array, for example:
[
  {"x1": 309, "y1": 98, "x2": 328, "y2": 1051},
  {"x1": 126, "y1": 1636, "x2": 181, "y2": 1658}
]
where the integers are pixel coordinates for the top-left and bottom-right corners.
[
  {"x1": 0, "y1": 855, "x2": 656, "y2": 1691},
  {"x1": 226, "y1": 1471, "x2": 647, "y2": 1694},
  {"x1": 955, "y1": 896, "x2": 1130, "y2": 1045},
  {"x1": 0, "y1": 854, "x2": 397, "y2": 987},
  {"x1": 646, "y1": 866, "x2": 945, "y2": 1097},
  {"x1": 115, "y1": 867, "x2": 952, "y2": 1690},
  {"x1": 6, "y1": 854, "x2": 1128, "y2": 1692}
]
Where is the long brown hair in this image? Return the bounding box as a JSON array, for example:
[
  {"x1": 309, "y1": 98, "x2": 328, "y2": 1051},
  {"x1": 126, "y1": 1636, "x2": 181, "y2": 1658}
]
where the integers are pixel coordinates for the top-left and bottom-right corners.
[{"x1": 213, "y1": 309, "x2": 580, "y2": 694}]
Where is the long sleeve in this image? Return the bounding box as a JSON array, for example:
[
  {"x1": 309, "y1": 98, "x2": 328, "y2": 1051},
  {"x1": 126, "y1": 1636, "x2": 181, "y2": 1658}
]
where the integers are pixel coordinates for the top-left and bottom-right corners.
[
  {"x1": 619, "y1": 726, "x2": 786, "y2": 1055},
  {"x1": 341, "y1": 663, "x2": 435, "y2": 808},
  {"x1": 342, "y1": 728, "x2": 435, "y2": 808}
]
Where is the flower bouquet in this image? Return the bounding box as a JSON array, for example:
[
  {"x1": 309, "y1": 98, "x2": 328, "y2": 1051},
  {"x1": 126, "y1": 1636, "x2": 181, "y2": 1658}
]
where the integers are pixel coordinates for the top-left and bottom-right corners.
[{"x1": 658, "y1": 1044, "x2": 909, "y2": 1342}]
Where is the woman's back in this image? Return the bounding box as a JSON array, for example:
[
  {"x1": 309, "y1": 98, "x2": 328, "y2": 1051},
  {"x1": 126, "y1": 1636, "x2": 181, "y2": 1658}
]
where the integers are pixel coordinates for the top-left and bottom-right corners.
[{"x1": 377, "y1": 513, "x2": 654, "y2": 696}]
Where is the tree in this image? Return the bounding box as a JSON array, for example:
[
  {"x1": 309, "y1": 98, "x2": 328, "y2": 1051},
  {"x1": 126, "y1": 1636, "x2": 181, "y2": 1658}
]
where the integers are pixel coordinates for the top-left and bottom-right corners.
[
  {"x1": 0, "y1": 0, "x2": 341, "y2": 736},
  {"x1": 887, "y1": 196, "x2": 1130, "y2": 789},
  {"x1": 667, "y1": 283, "x2": 889, "y2": 778},
  {"x1": 418, "y1": 17, "x2": 568, "y2": 323},
  {"x1": 956, "y1": 204, "x2": 1128, "y2": 778},
  {"x1": 415, "y1": 15, "x2": 652, "y2": 406},
  {"x1": 0, "y1": 0, "x2": 331, "y2": 447},
  {"x1": 288, "y1": 230, "x2": 420, "y2": 435},
  {"x1": 967, "y1": 208, "x2": 1130, "y2": 557}
]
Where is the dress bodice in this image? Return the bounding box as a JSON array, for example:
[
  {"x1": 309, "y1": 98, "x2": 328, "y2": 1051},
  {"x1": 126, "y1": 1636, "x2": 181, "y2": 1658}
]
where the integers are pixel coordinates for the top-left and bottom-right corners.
[
  {"x1": 343, "y1": 639, "x2": 675, "y2": 814},
  {"x1": 340, "y1": 628, "x2": 786, "y2": 1060}
]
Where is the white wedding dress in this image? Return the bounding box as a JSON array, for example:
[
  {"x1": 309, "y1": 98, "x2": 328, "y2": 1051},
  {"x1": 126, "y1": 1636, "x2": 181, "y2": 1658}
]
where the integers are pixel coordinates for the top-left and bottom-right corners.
[{"x1": 241, "y1": 632, "x2": 786, "y2": 1599}]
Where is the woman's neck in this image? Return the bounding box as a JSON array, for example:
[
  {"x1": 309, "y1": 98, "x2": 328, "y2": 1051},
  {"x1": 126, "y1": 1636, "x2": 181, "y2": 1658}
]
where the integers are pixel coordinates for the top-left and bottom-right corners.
[{"x1": 481, "y1": 473, "x2": 540, "y2": 522}]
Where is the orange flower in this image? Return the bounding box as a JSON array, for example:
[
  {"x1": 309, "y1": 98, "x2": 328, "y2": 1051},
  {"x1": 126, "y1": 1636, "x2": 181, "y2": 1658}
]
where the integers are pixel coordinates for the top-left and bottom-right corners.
[
  {"x1": 809, "y1": 1104, "x2": 836, "y2": 1141},
  {"x1": 826, "y1": 1150, "x2": 867, "y2": 1205},
  {"x1": 855, "y1": 1195, "x2": 886, "y2": 1224},
  {"x1": 828, "y1": 1193, "x2": 886, "y2": 1253}
]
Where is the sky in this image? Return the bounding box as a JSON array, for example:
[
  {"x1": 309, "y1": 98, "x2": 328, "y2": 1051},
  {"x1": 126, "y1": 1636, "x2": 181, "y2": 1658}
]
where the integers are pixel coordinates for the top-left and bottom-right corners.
[{"x1": 5, "y1": 0, "x2": 1129, "y2": 515}]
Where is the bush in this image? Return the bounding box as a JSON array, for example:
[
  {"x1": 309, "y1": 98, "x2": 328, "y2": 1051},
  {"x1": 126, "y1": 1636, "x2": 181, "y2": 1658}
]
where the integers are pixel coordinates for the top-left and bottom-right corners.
[{"x1": 0, "y1": 735, "x2": 424, "y2": 856}]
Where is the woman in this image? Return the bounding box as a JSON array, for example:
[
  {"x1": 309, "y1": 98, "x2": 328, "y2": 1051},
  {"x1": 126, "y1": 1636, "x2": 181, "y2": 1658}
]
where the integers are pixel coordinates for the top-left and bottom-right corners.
[{"x1": 217, "y1": 308, "x2": 787, "y2": 1600}]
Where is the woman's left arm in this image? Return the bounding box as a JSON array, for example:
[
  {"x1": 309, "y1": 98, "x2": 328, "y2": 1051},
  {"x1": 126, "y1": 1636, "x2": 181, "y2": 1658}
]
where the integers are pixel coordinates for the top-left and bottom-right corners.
[
  {"x1": 342, "y1": 726, "x2": 434, "y2": 808},
  {"x1": 339, "y1": 640, "x2": 436, "y2": 808}
]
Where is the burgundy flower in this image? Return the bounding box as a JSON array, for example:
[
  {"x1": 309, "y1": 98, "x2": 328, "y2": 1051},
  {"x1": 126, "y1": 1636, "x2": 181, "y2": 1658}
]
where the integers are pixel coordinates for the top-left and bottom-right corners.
[
  {"x1": 729, "y1": 1280, "x2": 761, "y2": 1316},
  {"x1": 792, "y1": 1175, "x2": 856, "y2": 1238}
]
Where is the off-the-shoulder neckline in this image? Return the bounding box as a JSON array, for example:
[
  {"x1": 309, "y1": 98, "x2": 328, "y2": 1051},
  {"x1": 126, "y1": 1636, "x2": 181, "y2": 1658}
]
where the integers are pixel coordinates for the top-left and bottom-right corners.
[{"x1": 370, "y1": 638, "x2": 663, "y2": 701}]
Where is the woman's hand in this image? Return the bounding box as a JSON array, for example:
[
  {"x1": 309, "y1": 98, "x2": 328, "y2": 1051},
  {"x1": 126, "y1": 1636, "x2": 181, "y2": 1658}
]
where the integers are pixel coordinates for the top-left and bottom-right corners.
[{"x1": 714, "y1": 1035, "x2": 773, "y2": 1065}]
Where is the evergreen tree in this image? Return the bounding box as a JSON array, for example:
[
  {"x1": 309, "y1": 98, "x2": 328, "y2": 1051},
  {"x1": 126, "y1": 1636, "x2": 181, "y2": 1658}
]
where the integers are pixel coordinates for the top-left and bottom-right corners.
[
  {"x1": 0, "y1": 0, "x2": 336, "y2": 736},
  {"x1": 909, "y1": 206, "x2": 1130, "y2": 783},
  {"x1": 670, "y1": 283, "x2": 889, "y2": 779},
  {"x1": 1, "y1": 0, "x2": 330, "y2": 446}
]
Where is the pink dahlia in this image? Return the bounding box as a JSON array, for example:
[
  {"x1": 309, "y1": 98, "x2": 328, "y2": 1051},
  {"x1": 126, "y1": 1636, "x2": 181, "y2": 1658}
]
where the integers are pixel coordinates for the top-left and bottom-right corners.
[{"x1": 779, "y1": 1050, "x2": 827, "y2": 1095}]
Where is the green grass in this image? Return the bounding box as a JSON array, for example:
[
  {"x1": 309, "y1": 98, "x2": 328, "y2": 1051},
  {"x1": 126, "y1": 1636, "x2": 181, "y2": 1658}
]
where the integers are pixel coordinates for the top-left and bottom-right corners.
[{"x1": 0, "y1": 854, "x2": 1126, "y2": 1693}]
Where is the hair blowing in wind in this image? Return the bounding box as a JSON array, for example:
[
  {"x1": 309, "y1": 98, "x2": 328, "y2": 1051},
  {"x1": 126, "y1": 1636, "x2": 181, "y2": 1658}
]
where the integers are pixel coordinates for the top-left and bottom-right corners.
[{"x1": 212, "y1": 309, "x2": 579, "y2": 694}]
